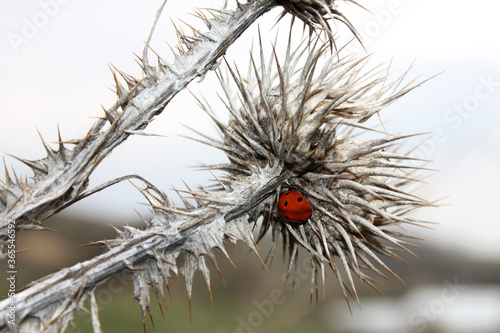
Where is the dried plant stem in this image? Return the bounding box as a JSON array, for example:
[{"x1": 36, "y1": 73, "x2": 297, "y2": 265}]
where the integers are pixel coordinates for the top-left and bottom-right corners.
[
  {"x1": 0, "y1": 221, "x2": 195, "y2": 332},
  {"x1": 0, "y1": 166, "x2": 275, "y2": 331},
  {"x1": 0, "y1": 0, "x2": 277, "y2": 258},
  {"x1": 0, "y1": 233, "x2": 165, "y2": 331},
  {"x1": 0, "y1": 1, "x2": 433, "y2": 332}
]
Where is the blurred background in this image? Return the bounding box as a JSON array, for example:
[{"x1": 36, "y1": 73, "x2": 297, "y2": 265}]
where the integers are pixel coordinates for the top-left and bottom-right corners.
[{"x1": 1, "y1": 0, "x2": 499, "y2": 332}]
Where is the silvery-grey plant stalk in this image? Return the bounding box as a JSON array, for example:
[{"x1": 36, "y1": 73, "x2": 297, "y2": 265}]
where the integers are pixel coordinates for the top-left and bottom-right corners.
[
  {"x1": 0, "y1": 0, "x2": 278, "y2": 258},
  {"x1": 0, "y1": 0, "x2": 432, "y2": 332}
]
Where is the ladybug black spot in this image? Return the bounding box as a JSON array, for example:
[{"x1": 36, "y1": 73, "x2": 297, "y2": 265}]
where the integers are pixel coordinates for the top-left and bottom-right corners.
[
  {"x1": 297, "y1": 197, "x2": 303, "y2": 203},
  {"x1": 284, "y1": 200, "x2": 288, "y2": 207}
]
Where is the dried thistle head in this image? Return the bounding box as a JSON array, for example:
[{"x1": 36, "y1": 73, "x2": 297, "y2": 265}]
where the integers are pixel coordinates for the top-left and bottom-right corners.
[
  {"x1": 191, "y1": 34, "x2": 431, "y2": 306},
  {"x1": 277, "y1": 0, "x2": 365, "y2": 49}
]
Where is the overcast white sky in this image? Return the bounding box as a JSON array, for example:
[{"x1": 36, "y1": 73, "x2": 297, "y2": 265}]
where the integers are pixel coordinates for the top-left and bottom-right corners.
[{"x1": 1, "y1": 0, "x2": 500, "y2": 262}]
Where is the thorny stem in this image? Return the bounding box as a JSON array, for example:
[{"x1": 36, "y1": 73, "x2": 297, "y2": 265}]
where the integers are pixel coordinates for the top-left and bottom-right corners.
[
  {"x1": 0, "y1": 1, "x2": 433, "y2": 332},
  {"x1": 0, "y1": 0, "x2": 278, "y2": 254},
  {"x1": 0, "y1": 168, "x2": 280, "y2": 331},
  {"x1": 0, "y1": 0, "x2": 281, "y2": 328},
  {"x1": 0, "y1": 228, "x2": 177, "y2": 330}
]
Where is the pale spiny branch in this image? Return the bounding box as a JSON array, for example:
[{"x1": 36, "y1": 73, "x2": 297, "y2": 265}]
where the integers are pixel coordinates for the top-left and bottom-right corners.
[
  {"x1": 0, "y1": 1, "x2": 433, "y2": 332},
  {"x1": 0, "y1": 0, "x2": 277, "y2": 258}
]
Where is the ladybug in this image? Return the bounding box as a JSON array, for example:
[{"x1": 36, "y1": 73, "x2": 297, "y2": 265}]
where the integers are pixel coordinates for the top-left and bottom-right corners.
[{"x1": 278, "y1": 190, "x2": 312, "y2": 223}]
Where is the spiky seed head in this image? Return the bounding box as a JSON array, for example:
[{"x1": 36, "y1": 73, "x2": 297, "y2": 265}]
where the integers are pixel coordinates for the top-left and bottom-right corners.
[
  {"x1": 194, "y1": 36, "x2": 431, "y2": 304},
  {"x1": 277, "y1": 0, "x2": 364, "y2": 50}
]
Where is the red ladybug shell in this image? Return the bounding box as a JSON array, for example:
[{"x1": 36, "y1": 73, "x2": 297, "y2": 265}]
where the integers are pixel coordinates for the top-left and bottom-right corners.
[{"x1": 278, "y1": 190, "x2": 312, "y2": 222}]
